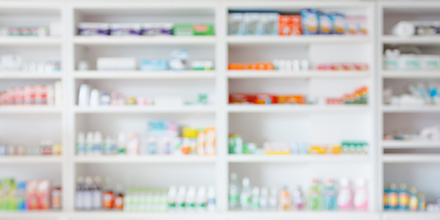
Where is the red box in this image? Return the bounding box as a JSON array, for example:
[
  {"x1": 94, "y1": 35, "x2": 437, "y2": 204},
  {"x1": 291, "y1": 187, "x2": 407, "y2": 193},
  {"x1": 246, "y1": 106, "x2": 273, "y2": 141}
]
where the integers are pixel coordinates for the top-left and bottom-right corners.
[
  {"x1": 229, "y1": 94, "x2": 251, "y2": 103},
  {"x1": 254, "y1": 94, "x2": 278, "y2": 104},
  {"x1": 279, "y1": 15, "x2": 301, "y2": 35}
]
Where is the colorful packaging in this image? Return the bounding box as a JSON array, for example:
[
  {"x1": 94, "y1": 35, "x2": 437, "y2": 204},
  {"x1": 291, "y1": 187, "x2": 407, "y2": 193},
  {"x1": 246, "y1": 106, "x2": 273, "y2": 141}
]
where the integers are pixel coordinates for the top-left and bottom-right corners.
[
  {"x1": 409, "y1": 187, "x2": 418, "y2": 211},
  {"x1": 399, "y1": 184, "x2": 409, "y2": 210},
  {"x1": 78, "y1": 23, "x2": 110, "y2": 36},
  {"x1": 244, "y1": 13, "x2": 262, "y2": 35},
  {"x1": 193, "y1": 24, "x2": 214, "y2": 36},
  {"x1": 110, "y1": 23, "x2": 142, "y2": 36},
  {"x1": 388, "y1": 183, "x2": 398, "y2": 210},
  {"x1": 229, "y1": 13, "x2": 245, "y2": 35},
  {"x1": 279, "y1": 15, "x2": 301, "y2": 35},
  {"x1": 169, "y1": 49, "x2": 188, "y2": 71},
  {"x1": 301, "y1": 9, "x2": 319, "y2": 35},
  {"x1": 330, "y1": 12, "x2": 346, "y2": 35},
  {"x1": 140, "y1": 59, "x2": 168, "y2": 71},
  {"x1": 319, "y1": 12, "x2": 332, "y2": 34},
  {"x1": 253, "y1": 94, "x2": 277, "y2": 104},
  {"x1": 323, "y1": 179, "x2": 338, "y2": 210},
  {"x1": 173, "y1": 24, "x2": 193, "y2": 36},
  {"x1": 17, "y1": 182, "x2": 26, "y2": 211},
  {"x1": 191, "y1": 60, "x2": 214, "y2": 71},
  {"x1": 142, "y1": 23, "x2": 173, "y2": 36},
  {"x1": 228, "y1": 63, "x2": 248, "y2": 70},
  {"x1": 278, "y1": 95, "x2": 306, "y2": 104},
  {"x1": 261, "y1": 13, "x2": 279, "y2": 35},
  {"x1": 229, "y1": 134, "x2": 243, "y2": 154},
  {"x1": 229, "y1": 94, "x2": 251, "y2": 103}
]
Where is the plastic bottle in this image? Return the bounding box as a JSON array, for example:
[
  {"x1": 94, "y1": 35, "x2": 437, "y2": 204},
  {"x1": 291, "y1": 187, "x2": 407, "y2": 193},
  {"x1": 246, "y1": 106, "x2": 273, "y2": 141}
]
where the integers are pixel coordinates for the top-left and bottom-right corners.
[
  {"x1": 186, "y1": 186, "x2": 196, "y2": 211},
  {"x1": 269, "y1": 188, "x2": 278, "y2": 210},
  {"x1": 251, "y1": 187, "x2": 260, "y2": 211},
  {"x1": 399, "y1": 183, "x2": 409, "y2": 211},
  {"x1": 240, "y1": 177, "x2": 251, "y2": 210},
  {"x1": 102, "y1": 176, "x2": 114, "y2": 209},
  {"x1": 409, "y1": 187, "x2": 418, "y2": 211},
  {"x1": 117, "y1": 132, "x2": 126, "y2": 154},
  {"x1": 126, "y1": 133, "x2": 140, "y2": 155},
  {"x1": 176, "y1": 186, "x2": 187, "y2": 211},
  {"x1": 207, "y1": 185, "x2": 216, "y2": 212},
  {"x1": 229, "y1": 172, "x2": 240, "y2": 210},
  {"x1": 293, "y1": 186, "x2": 305, "y2": 210},
  {"x1": 388, "y1": 183, "x2": 398, "y2": 210},
  {"x1": 259, "y1": 187, "x2": 269, "y2": 210},
  {"x1": 76, "y1": 177, "x2": 84, "y2": 210},
  {"x1": 383, "y1": 184, "x2": 389, "y2": 210},
  {"x1": 196, "y1": 186, "x2": 207, "y2": 211},
  {"x1": 354, "y1": 179, "x2": 368, "y2": 211},
  {"x1": 92, "y1": 176, "x2": 102, "y2": 210},
  {"x1": 93, "y1": 131, "x2": 103, "y2": 155},
  {"x1": 104, "y1": 136, "x2": 116, "y2": 155},
  {"x1": 337, "y1": 178, "x2": 352, "y2": 211},
  {"x1": 168, "y1": 186, "x2": 177, "y2": 211},
  {"x1": 83, "y1": 176, "x2": 93, "y2": 210},
  {"x1": 279, "y1": 186, "x2": 291, "y2": 211},
  {"x1": 86, "y1": 132, "x2": 94, "y2": 155},
  {"x1": 76, "y1": 132, "x2": 86, "y2": 155},
  {"x1": 323, "y1": 179, "x2": 338, "y2": 210},
  {"x1": 308, "y1": 179, "x2": 323, "y2": 211},
  {"x1": 418, "y1": 193, "x2": 426, "y2": 211},
  {"x1": 113, "y1": 184, "x2": 124, "y2": 210}
]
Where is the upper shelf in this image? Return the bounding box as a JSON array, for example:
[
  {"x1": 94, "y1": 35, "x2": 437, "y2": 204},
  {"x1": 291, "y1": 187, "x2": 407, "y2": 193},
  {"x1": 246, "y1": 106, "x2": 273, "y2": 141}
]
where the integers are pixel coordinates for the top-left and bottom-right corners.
[
  {"x1": 382, "y1": 35, "x2": 440, "y2": 45},
  {"x1": 0, "y1": 72, "x2": 62, "y2": 79},
  {"x1": 382, "y1": 71, "x2": 440, "y2": 78},
  {"x1": 382, "y1": 105, "x2": 440, "y2": 113},
  {"x1": 382, "y1": 154, "x2": 440, "y2": 163},
  {"x1": 0, "y1": 156, "x2": 63, "y2": 164},
  {"x1": 73, "y1": 36, "x2": 216, "y2": 45},
  {"x1": 74, "y1": 155, "x2": 216, "y2": 164},
  {"x1": 74, "y1": 106, "x2": 216, "y2": 114},
  {"x1": 74, "y1": 71, "x2": 216, "y2": 79},
  {"x1": 227, "y1": 36, "x2": 371, "y2": 45},
  {"x1": 383, "y1": 140, "x2": 440, "y2": 149},
  {"x1": 0, "y1": 106, "x2": 63, "y2": 114},
  {"x1": 227, "y1": 70, "x2": 370, "y2": 79},
  {"x1": 0, "y1": 37, "x2": 61, "y2": 46},
  {"x1": 227, "y1": 155, "x2": 370, "y2": 163}
]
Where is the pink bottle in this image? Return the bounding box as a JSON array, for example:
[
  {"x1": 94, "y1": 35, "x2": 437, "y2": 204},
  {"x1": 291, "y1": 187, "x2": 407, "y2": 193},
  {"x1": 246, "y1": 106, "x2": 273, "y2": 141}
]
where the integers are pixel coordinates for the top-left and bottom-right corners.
[
  {"x1": 337, "y1": 178, "x2": 352, "y2": 210},
  {"x1": 354, "y1": 179, "x2": 368, "y2": 211}
]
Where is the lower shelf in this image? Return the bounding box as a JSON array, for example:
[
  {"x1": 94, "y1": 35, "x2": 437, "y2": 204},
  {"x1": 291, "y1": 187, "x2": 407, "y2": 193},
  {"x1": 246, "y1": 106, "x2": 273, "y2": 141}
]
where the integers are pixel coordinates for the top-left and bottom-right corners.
[
  {"x1": 73, "y1": 155, "x2": 216, "y2": 164},
  {"x1": 227, "y1": 155, "x2": 371, "y2": 163},
  {"x1": 382, "y1": 154, "x2": 440, "y2": 163}
]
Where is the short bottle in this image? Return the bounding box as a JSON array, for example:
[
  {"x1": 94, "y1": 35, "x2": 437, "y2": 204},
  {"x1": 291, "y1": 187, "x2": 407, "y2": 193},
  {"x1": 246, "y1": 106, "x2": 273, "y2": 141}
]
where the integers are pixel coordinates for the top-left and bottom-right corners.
[
  {"x1": 418, "y1": 193, "x2": 426, "y2": 211},
  {"x1": 92, "y1": 176, "x2": 102, "y2": 210},
  {"x1": 102, "y1": 176, "x2": 114, "y2": 209},
  {"x1": 76, "y1": 177, "x2": 84, "y2": 210},
  {"x1": 176, "y1": 186, "x2": 187, "y2": 210},
  {"x1": 113, "y1": 183, "x2": 124, "y2": 210},
  {"x1": 259, "y1": 187, "x2": 269, "y2": 210},
  {"x1": 83, "y1": 176, "x2": 93, "y2": 210},
  {"x1": 337, "y1": 178, "x2": 352, "y2": 211},
  {"x1": 117, "y1": 132, "x2": 126, "y2": 154},
  {"x1": 269, "y1": 188, "x2": 278, "y2": 210},
  {"x1": 167, "y1": 186, "x2": 177, "y2": 211},
  {"x1": 76, "y1": 132, "x2": 85, "y2": 155},
  {"x1": 93, "y1": 131, "x2": 103, "y2": 155},
  {"x1": 86, "y1": 132, "x2": 94, "y2": 155},
  {"x1": 186, "y1": 186, "x2": 196, "y2": 211},
  {"x1": 207, "y1": 185, "x2": 216, "y2": 212},
  {"x1": 354, "y1": 179, "x2": 368, "y2": 211},
  {"x1": 196, "y1": 186, "x2": 207, "y2": 211},
  {"x1": 251, "y1": 187, "x2": 260, "y2": 211},
  {"x1": 240, "y1": 177, "x2": 251, "y2": 210}
]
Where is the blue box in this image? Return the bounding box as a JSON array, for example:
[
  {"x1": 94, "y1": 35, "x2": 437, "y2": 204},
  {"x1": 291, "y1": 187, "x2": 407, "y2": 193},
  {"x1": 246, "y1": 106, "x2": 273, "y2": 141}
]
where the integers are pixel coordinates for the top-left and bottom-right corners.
[{"x1": 140, "y1": 59, "x2": 168, "y2": 71}]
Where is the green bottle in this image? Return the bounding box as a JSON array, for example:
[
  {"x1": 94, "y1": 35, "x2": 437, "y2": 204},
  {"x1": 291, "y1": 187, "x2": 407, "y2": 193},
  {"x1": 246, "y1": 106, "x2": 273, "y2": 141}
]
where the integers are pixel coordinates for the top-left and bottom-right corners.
[{"x1": 308, "y1": 179, "x2": 323, "y2": 211}]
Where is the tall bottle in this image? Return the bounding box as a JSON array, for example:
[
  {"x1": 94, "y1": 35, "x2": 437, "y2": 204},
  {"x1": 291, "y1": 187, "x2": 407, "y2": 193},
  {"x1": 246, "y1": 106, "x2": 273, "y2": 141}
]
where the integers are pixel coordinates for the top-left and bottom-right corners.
[
  {"x1": 117, "y1": 132, "x2": 126, "y2": 155},
  {"x1": 196, "y1": 186, "x2": 207, "y2": 212},
  {"x1": 168, "y1": 186, "x2": 177, "y2": 211},
  {"x1": 409, "y1": 187, "x2": 418, "y2": 211},
  {"x1": 279, "y1": 186, "x2": 291, "y2": 211},
  {"x1": 83, "y1": 176, "x2": 93, "y2": 210},
  {"x1": 93, "y1": 131, "x2": 103, "y2": 155},
  {"x1": 399, "y1": 183, "x2": 409, "y2": 211},
  {"x1": 269, "y1": 188, "x2": 278, "y2": 210},
  {"x1": 76, "y1": 177, "x2": 84, "y2": 210},
  {"x1": 383, "y1": 184, "x2": 389, "y2": 210},
  {"x1": 207, "y1": 185, "x2": 216, "y2": 212},
  {"x1": 323, "y1": 179, "x2": 337, "y2": 210},
  {"x1": 259, "y1": 187, "x2": 269, "y2": 210},
  {"x1": 102, "y1": 176, "x2": 114, "y2": 209},
  {"x1": 337, "y1": 178, "x2": 352, "y2": 211},
  {"x1": 76, "y1": 132, "x2": 85, "y2": 155},
  {"x1": 114, "y1": 183, "x2": 124, "y2": 210},
  {"x1": 388, "y1": 183, "x2": 398, "y2": 210},
  {"x1": 92, "y1": 176, "x2": 102, "y2": 210},
  {"x1": 229, "y1": 173, "x2": 240, "y2": 210},
  {"x1": 292, "y1": 186, "x2": 305, "y2": 210},
  {"x1": 251, "y1": 187, "x2": 260, "y2": 211},
  {"x1": 308, "y1": 179, "x2": 323, "y2": 211},
  {"x1": 354, "y1": 179, "x2": 368, "y2": 211},
  {"x1": 86, "y1": 132, "x2": 94, "y2": 155},
  {"x1": 418, "y1": 193, "x2": 426, "y2": 211},
  {"x1": 240, "y1": 177, "x2": 251, "y2": 210},
  {"x1": 176, "y1": 186, "x2": 187, "y2": 211},
  {"x1": 186, "y1": 186, "x2": 196, "y2": 211}
]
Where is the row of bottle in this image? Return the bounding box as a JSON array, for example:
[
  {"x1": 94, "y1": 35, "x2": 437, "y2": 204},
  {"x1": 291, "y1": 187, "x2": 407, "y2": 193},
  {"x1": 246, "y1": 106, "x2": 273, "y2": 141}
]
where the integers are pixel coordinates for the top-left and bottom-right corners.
[
  {"x1": 229, "y1": 174, "x2": 368, "y2": 211},
  {"x1": 76, "y1": 176, "x2": 124, "y2": 210},
  {"x1": 384, "y1": 183, "x2": 428, "y2": 211},
  {"x1": 124, "y1": 186, "x2": 216, "y2": 212}
]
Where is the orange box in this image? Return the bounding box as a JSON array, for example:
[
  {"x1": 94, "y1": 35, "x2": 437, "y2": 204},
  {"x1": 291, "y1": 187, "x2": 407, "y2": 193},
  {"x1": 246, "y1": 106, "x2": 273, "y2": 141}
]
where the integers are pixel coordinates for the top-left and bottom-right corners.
[
  {"x1": 228, "y1": 63, "x2": 247, "y2": 70},
  {"x1": 279, "y1": 15, "x2": 301, "y2": 35},
  {"x1": 278, "y1": 95, "x2": 306, "y2": 104}
]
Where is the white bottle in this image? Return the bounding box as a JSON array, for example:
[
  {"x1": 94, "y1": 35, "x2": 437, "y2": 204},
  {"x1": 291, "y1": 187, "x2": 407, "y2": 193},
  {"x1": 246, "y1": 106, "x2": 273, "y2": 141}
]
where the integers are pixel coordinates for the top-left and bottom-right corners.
[
  {"x1": 300, "y1": 60, "x2": 308, "y2": 71},
  {"x1": 176, "y1": 186, "x2": 187, "y2": 211},
  {"x1": 186, "y1": 186, "x2": 196, "y2": 211},
  {"x1": 83, "y1": 176, "x2": 93, "y2": 210},
  {"x1": 240, "y1": 177, "x2": 251, "y2": 210},
  {"x1": 86, "y1": 132, "x2": 94, "y2": 155},
  {"x1": 93, "y1": 131, "x2": 103, "y2": 155},
  {"x1": 293, "y1": 60, "x2": 300, "y2": 72},
  {"x1": 104, "y1": 136, "x2": 116, "y2": 155},
  {"x1": 229, "y1": 173, "x2": 240, "y2": 210},
  {"x1": 117, "y1": 132, "x2": 126, "y2": 155},
  {"x1": 90, "y1": 89, "x2": 100, "y2": 107},
  {"x1": 207, "y1": 185, "x2": 216, "y2": 212},
  {"x1": 76, "y1": 176, "x2": 84, "y2": 210},
  {"x1": 269, "y1": 188, "x2": 278, "y2": 210},
  {"x1": 259, "y1": 187, "x2": 269, "y2": 210},
  {"x1": 251, "y1": 187, "x2": 260, "y2": 211},
  {"x1": 92, "y1": 176, "x2": 102, "y2": 209},
  {"x1": 196, "y1": 186, "x2": 207, "y2": 212},
  {"x1": 285, "y1": 60, "x2": 292, "y2": 71},
  {"x1": 167, "y1": 186, "x2": 177, "y2": 212},
  {"x1": 76, "y1": 132, "x2": 86, "y2": 155},
  {"x1": 78, "y1": 84, "x2": 91, "y2": 107}
]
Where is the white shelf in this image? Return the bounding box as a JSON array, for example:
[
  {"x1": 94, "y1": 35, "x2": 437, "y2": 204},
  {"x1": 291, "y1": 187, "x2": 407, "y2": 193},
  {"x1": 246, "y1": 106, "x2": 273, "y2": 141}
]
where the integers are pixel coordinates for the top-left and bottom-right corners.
[
  {"x1": 382, "y1": 105, "x2": 440, "y2": 113},
  {"x1": 0, "y1": 156, "x2": 63, "y2": 164},
  {"x1": 227, "y1": 35, "x2": 371, "y2": 45},
  {"x1": 382, "y1": 212, "x2": 440, "y2": 220},
  {"x1": 0, "y1": 106, "x2": 63, "y2": 114},
  {"x1": 74, "y1": 106, "x2": 216, "y2": 114},
  {"x1": 0, "y1": 211, "x2": 63, "y2": 219},
  {"x1": 382, "y1": 154, "x2": 440, "y2": 163},
  {"x1": 382, "y1": 71, "x2": 440, "y2": 78},
  {"x1": 74, "y1": 155, "x2": 216, "y2": 164},
  {"x1": 383, "y1": 141, "x2": 440, "y2": 148},
  {"x1": 0, "y1": 37, "x2": 61, "y2": 46},
  {"x1": 382, "y1": 35, "x2": 440, "y2": 45},
  {"x1": 73, "y1": 36, "x2": 216, "y2": 45},
  {"x1": 227, "y1": 105, "x2": 369, "y2": 113},
  {"x1": 227, "y1": 70, "x2": 370, "y2": 78},
  {"x1": 226, "y1": 211, "x2": 379, "y2": 219},
  {"x1": 71, "y1": 211, "x2": 217, "y2": 219},
  {"x1": 227, "y1": 155, "x2": 370, "y2": 163},
  {"x1": 74, "y1": 71, "x2": 216, "y2": 79},
  {"x1": 0, "y1": 72, "x2": 63, "y2": 79}
]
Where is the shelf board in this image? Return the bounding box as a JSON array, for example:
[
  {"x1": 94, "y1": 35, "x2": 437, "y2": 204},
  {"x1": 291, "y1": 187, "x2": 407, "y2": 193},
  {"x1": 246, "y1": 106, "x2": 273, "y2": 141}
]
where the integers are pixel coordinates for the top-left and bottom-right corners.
[
  {"x1": 0, "y1": 106, "x2": 63, "y2": 114},
  {"x1": 72, "y1": 211, "x2": 217, "y2": 219},
  {"x1": 382, "y1": 154, "x2": 440, "y2": 163},
  {"x1": 383, "y1": 141, "x2": 440, "y2": 149},
  {"x1": 382, "y1": 35, "x2": 440, "y2": 45},
  {"x1": 73, "y1": 36, "x2": 216, "y2": 45},
  {"x1": 382, "y1": 105, "x2": 440, "y2": 113},
  {"x1": 227, "y1": 105, "x2": 369, "y2": 113},
  {"x1": 74, "y1": 106, "x2": 215, "y2": 114},
  {"x1": 382, "y1": 71, "x2": 440, "y2": 78},
  {"x1": 74, "y1": 155, "x2": 216, "y2": 164},
  {"x1": 226, "y1": 211, "x2": 379, "y2": 219},
  {"x1": 0, "y1": 72, "x2": 62, "y2": 79},
  {"x1": 227, "y1": 70, "x2": 370, "y2": 78},
  {"x1": 74, "y1": 71, "x2": 216, "y2": 79},
  {"x1": 0, "y1": 156, "x2": 62, "y2": 164},
  {"x1": 0, "y1": 211, "x2": 63, "y2": 218},
  {"x1": 382, "y1": 211, "x2": 440, "y2": 220},
  {"x1": 227, "y1": 35, "x2": 371, "y2": 45},
  {"x1": 227, "y1": 155, "x2": 370, "y2": 163},
  {"x1": 0, "y1": 37, "x2": 61, "y2": 46}
]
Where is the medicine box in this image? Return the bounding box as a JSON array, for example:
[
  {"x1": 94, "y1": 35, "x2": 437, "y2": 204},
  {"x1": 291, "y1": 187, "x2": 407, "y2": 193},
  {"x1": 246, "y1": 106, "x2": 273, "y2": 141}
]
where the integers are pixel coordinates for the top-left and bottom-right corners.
[
  {"x1": 244, "y1": 13, "x2": 263, "y2": 35},
  {"x1": 140, "y1": 59, "x2": 168, "y2": 71},
  {"x1": 110, "y1": 23, "x2": 142, "y2": 36},
  {"x1": 229, "y1": 13, "x2": 244, "y2": 35},
  {"x1": 142, "y1": 23, "x2": 173, "y2": 36},
  {"x1": 261, "y1": 13, "x2": 279, "y2": 35},
  {"x1": 78, "y1": 23, "x2": 110, "y2": 36},
  {"x1": 301, "y1": 9, "x2": 319, "y2": 35}
]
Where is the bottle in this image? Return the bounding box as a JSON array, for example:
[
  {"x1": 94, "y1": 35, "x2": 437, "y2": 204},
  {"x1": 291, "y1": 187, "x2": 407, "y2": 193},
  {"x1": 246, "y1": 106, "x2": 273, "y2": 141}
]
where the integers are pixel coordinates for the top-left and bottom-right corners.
[
  {"x1": 337, "y1": 178, "x2": 352, "y2": 211},
  {"x1": 113, "y1": 184, "x2": 124, "y2": 210},
  {"x1": 104, "y1": 136, "x2": 116, "y2": 155},
  {"x1": 92, "y1": 176, "x2": 102, "y2": 210},
  {"x1": 83, "y1": 176, "x2": 93, "y2": 210},
  {"x1": 86, "y1": 132, "x2": 94, "y2": 155},
  {"x1": 17, "y1": 182, "x2": 26, "y2": 211},
  {"x1": 308, "y1": 179, "x2": 323, "y2": 211},
  {"x1": 168, "y1": 186, "x2": 177, "y2": 211},
  {"x1": 126, "y1": 133, "x2": 140, "y2": 155},
  {"x1": 240, "y1": 177, "x2": 251, "y2": 210},
  {"x1": 418, "y1": 193, "x2": 426, "y2": 211},
  {"x1": 51, "y1": 185, "x2": 62, "y2": 210},
  {"x1": 186, "y1": 186, "x2": 196, "y2": 211},
  {"x1": 196, "y1": 186, "x2": 207, "y2": 211},
  {"x1": 383, "y1": 184, "x2": 389, "y2": 210},
  {"x1": 102, "y1": 176, "x2": 114, "y2": 209},
  {"x1": 409, "y1": 187, "x2": 418, "y2": 211},
  {"x1": 117, "y1": 132, "x2": 126, "y2": 154},
  {"x1": 207, "y1": 185, "x2": 216, "y2": 212},
  {"x1": 93, "y1": 131, "x2": 103, "y2": 155},
  {"x1": 229, "y1": 173, "x2": 240, "y2": 210},
  {"x1": 76, "y1": 177, "x2": 84, "y2": 210},
  {"x1": 279, "y1": 186, "x2": 291, "y2": 211},
  {"x1": 323, "y1": 179, "x2": 337, "y2": 210},
  {"x1": 399, "y1": 183, "x2": 409, "y2": 211},
  {"x1": 388, "y1": 183, "x2": 398, "y2": 210},
  {"x1": 269, "y1": 188, "x2": 278, "y2": 210},
  {"x1": 251, "y1": 187, "x2": 260, "y2": 211},
  {"x1": 293, "y1": 186, "x2": 305, "y2": 210},
  {"x1": 76, "y1": 132, "x2": 86, "y2": 155},
  {"x1": 176, "y1": 186, "x2": 186, "y2": 211},
  {"x1": 354, "y1": 179, "x2": 368, "y2": 211},
  {"x1": 259, "y1": 187, "x2": 269, "y2": 210}
]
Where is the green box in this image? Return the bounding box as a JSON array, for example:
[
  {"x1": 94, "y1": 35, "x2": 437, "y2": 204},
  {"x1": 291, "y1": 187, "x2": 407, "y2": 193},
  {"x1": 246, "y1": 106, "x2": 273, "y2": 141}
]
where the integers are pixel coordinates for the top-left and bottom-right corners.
[{"x1": 173, "y1": 24, "x2": 214, "y2": 36}]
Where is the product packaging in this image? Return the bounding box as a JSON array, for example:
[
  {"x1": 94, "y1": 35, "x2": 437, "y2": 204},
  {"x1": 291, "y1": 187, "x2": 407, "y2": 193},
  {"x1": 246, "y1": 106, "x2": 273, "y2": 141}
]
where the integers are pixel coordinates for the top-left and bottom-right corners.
[
  {"x1": 140, "y1": 59, "x2": 168, "y2": 71},
  {"x1": 78, "y1": 23, "x2": 110, "y2": 36},
  {"x1": 169, "y1": 50, "x2": 188, "y2": 70},
  {"x1": 244, "y1": 13, "x2": 262, "y2": 35},
  {"x1": 278, "y1": 15, "x2": 301, "y2": 35},
  {"x1": 191, "y1": 60, "x2": 214, "y2": 70},
  {"x1": 301, "y1": 9, "x2": 319, "y2": 35},
  {"x1": 330, "y1": 12, "x2": 346, "y2": 35},
  {"x1": 261, "y1": 13, "x2": 279, "y2": 35},
  {"x1": 110, "y1": 23, "x2": 142, "y2": 36},
  {"x1": 229, "y1": 13, "x2": 245, "y2": 35},
  {"x1": 319, "y1": 12, "x2": 332, "y2": 34},
  {"x1": 142, "y1": 23, "x2": 173, "y2": 36}
]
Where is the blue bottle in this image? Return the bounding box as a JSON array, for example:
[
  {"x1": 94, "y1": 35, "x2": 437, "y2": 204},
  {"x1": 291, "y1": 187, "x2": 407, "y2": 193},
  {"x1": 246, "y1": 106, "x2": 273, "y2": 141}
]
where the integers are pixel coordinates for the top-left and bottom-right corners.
[
  {"x1": 323, "y1": 179, "x2": 338, "y2": 210},
  {"x1": 17, "y1": 182, "x2": 26, "y2": 211}
]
